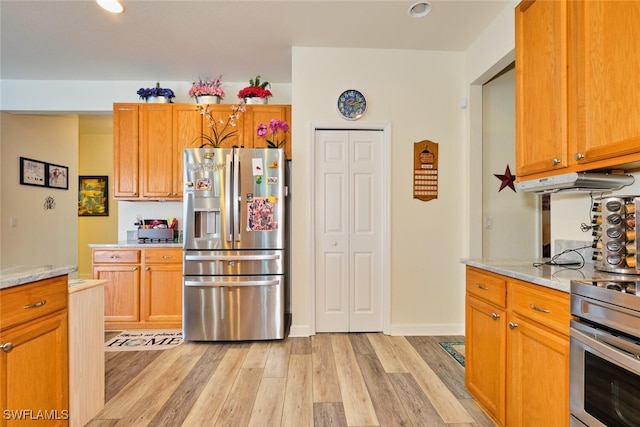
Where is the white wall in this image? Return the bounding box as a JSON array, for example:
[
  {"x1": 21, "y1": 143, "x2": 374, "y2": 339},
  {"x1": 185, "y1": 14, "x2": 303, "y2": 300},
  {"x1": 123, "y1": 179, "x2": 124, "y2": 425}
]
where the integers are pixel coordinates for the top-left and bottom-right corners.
[
  {"x1": 0, "y1": 80, "x2": 292, "y2": 113},
  {"x1": 1, "y1": 113, "x2": 79, "y2": 270},
  {"x1": 482, "y1": 67, "x2": 539, "y2": 258},
  {"x1": 291, "y1": 47, "x2": 467, "y2": 335}
]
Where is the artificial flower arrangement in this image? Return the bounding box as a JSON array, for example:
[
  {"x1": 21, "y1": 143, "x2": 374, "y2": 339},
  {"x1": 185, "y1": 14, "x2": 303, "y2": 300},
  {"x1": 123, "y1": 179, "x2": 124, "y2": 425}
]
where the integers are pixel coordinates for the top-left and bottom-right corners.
[
  {"x1": 136, "y1": 82, "x2": 175, "y2": 101},
  {"x1": 189, "y1": 76, "x2": 225, "y2": 99},
  {"x1": 194, "y1": 103, "x2": 246, "y2": 148},
  {"x1": 237, "y1": 75, "x2": 273, "y2": 99},
  {"x1": 257, "y1": 119, "x2": 289, "y2": 148}
]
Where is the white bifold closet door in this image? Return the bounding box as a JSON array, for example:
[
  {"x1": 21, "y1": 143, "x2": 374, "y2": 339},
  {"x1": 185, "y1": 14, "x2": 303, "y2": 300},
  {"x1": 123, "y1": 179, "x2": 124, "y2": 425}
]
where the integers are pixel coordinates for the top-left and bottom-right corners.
[{"x1": 315, "y1": 129, "x2": 383, "y2": 332}]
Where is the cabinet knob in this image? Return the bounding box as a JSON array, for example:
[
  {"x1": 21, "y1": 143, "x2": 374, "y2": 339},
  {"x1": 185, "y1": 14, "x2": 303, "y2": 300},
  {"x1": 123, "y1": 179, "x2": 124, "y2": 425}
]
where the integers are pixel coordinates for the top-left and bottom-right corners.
[
  {"x1": 508, "y1": 322, "x2": 518, "y2": 329},
  {"x1": 551, "y1": 158, "x2": 561, "y2": 166},
  {"x1": 574, "y1": 153, "x2": 585, "y2": 161},
  {"x1": 145, "y1": 267, "x2": 150, "y2": 271},
  {"x1": 162, "y1": 255, "x2": 173, "y2": 259},
  {"x1": 133, "y1": 267, "x2": 138, "y2": 271},
  {"x1": 1, "y1": 342, "x2": 13, "y2": 352},
  {"x1": 491, "y1": 312, "x2": 501, "y2": 320},
  {"x1": 476, "y1": 284, "x2": 489, "y2": 290}
]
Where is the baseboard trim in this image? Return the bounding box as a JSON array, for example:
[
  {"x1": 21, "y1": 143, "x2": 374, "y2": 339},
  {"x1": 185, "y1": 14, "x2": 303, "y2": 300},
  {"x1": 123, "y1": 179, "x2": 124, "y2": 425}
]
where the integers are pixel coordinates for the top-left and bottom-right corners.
[{"x1": 287, "y1": 323, "x2": 464, "y2": 337}]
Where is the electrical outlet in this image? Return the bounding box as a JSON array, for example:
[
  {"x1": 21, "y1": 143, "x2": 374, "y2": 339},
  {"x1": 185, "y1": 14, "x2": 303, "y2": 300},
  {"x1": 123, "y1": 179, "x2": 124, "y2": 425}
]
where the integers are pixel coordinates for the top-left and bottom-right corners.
[
  {"x1": 10, "y1": 217, "x2": 17, "y2": 227},
  {"x1": 484, "y1": 216, "x2": 493, "y2": 229}
]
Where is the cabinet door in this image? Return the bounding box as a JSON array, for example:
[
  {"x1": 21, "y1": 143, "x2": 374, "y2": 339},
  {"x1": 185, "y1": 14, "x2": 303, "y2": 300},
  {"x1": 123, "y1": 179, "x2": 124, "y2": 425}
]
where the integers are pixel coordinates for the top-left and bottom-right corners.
[
  {"x1": 174, "y1": 104, "x2": 203, "y2": 198},
  {"x1": 200, "y1": 104, "x2": 245, "y2": 149},
  {"x1": 573, "y1": 1, "x2": 640, "y2": 164},
  {"x1": 507, "y1": 314, "x2": 569, "y2": 427},
  {"x1": 113, "y1": 103, "x2": 140, "y2": 198},
  {"x1": 140, "y1": 104, "x2": 175, "y2": 198},
  {"x1": 140, "y1": 263, "x2": 182, "y2": 325},
  {"x1": 93, "y1": 265, "x2": 140, "y2": 323},
  {"x1": 466, "y1": 294, "x2": 506, "y2": 425},
  {"x1": 515, "y1": 0, "x2": 568, "y2": 176},
  {"x1": 244, "y1": 105, "x2": 291, "y2": 159},
  {"x1": 0, "y1": 311, "x2": 69, "y2": 427}
]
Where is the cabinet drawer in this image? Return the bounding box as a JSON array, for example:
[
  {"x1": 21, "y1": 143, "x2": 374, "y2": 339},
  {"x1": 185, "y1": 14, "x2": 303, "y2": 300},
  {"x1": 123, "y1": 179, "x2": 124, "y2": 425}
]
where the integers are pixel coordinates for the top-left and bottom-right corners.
[
  {"x1": 144, "y1": 248, "x2": 182, "y2": 264},
  {"x1": 93, "y1": 249, "x2": 140, "y2": 264},
  {"x1": 466, "y1": 267, "x2": 507, "y2": 308},
  {"x1": 0, "y1": 276, "x2": 67, "y2": 330},
  {"x1": 508, "y1": 280, "x2": 570, "y2": 335}
]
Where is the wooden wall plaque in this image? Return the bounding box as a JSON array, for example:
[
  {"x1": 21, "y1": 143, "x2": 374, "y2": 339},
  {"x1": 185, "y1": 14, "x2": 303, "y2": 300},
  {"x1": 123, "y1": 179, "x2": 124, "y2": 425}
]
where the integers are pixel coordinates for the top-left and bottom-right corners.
[{"x1": 413, "y1": 140, "x2": 438, "y2": 201}]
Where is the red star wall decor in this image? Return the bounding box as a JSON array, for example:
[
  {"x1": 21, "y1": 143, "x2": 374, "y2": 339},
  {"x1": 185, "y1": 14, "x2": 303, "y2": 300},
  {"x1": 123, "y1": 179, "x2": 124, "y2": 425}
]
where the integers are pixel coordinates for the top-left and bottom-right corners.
[{"x1": 494, "y1": 164, "x2": 516, "y2": 192}]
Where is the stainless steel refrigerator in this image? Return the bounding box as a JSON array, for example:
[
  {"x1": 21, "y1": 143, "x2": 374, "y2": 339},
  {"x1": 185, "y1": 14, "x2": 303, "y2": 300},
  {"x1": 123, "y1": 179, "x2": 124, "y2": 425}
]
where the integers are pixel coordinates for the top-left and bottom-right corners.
[{"x1": 182, "y1": 148, "x2": 286, "y2": 341}]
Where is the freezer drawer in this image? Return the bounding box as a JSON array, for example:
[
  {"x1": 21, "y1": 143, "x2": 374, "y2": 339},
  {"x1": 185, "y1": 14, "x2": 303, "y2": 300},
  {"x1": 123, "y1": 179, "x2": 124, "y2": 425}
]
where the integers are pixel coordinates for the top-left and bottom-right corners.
[
  {"x1": 183, "y1": 250, "x2": 284, "y2": 276},
  {"x1": 183, "y1": 275, "x2": 284, "y2": 341}
]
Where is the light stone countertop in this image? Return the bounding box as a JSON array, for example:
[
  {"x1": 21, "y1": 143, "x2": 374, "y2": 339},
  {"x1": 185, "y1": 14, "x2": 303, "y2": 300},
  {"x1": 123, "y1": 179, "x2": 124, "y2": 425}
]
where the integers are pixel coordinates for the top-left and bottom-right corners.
[
  {"x1": 68, "y1": 278, "x2": 107, "y2": 294},
  {"x1": 0, "y1": 265, "x2": 78, "y2": 290},
  {"x1": 89, "y1": 241, "x2": 182, "y2": 249},
  {"x1": 460, "y1": 258, "x2": 627, "y2": 293}
]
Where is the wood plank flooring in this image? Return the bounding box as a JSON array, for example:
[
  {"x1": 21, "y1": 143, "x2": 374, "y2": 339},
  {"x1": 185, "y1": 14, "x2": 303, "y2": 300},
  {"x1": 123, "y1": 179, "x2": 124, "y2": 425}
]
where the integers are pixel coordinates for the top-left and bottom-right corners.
[{"x1": 87, "y1": 333, "x2": 495, "y2": 427}]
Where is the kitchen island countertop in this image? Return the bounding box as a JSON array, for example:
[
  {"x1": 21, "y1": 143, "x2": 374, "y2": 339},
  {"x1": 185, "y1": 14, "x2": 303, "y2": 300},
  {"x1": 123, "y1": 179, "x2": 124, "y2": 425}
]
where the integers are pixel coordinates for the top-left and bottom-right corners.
[
  {"x1": 0, "y1": 265, "x2": 78, "y2": 290},
  {"x1": 460, "y1": 258, "x2": 627, "y2": 293},
  {"x1": 89, "y1": 242, "x2": 182, "y2": 249}
]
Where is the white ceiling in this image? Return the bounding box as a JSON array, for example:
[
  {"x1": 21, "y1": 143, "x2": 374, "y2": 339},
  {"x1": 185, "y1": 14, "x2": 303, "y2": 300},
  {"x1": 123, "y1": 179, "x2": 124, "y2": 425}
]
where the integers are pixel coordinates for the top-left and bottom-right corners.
[{"x1": 1, "y1": 0, "x2": 511, "y2": 85}]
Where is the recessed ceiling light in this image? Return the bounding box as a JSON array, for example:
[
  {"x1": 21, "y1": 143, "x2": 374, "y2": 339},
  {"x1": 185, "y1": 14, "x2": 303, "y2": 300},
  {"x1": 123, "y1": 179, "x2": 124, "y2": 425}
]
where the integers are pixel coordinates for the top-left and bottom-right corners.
[
  {"x1": 97, "y1": 0, "x2": 124, "y2": 14},
  {"x1": 408, "y1": 1, "x2": 432, "y2": 18}
]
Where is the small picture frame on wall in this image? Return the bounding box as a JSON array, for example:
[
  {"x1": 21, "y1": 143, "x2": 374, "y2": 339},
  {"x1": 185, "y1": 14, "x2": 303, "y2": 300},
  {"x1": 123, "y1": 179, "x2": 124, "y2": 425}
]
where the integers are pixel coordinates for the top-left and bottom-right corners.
[
  {"x1": 19, "y1": 157, "x2": 47, "y2": 187},
  {"x1": 78, "y1": 176, "x2": 109, "y2": 216},
  {"x1": 47, "y1": 163, "x2": 69, "y2": 190}
]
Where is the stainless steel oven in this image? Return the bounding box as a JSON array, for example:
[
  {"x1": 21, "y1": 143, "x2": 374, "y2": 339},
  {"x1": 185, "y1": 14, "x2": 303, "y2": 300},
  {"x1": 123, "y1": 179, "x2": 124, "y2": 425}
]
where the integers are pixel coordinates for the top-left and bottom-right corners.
[{"x1": 570, "y1": 279, "x2": 640, "y2": 426}]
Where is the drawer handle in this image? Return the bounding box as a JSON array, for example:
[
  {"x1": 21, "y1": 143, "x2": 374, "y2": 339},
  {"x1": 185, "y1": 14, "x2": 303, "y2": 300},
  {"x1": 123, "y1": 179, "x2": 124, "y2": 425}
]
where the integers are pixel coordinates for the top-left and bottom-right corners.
[
  {"x1": 110, "y1": 255, "x2": 121, "y2": 259},
  {"x1": 529, "y1": 303, "x2": 550, "y2": 313},
  {"x1": 1, "y1": 342, "x2": 13, "y2": 353},
  {"x1": 509, "y1": 322, "x2": 518, "y2": 329},
  {"x1": 476, "y1": 284, "x2": 489, "y2": 290},
  {"x1": 23, "y1": 299, "x2": 47, "y2": 309},
  {"x1": 491, "y1": 312, "x2": 501, "y2": 320},
  {"x1": 162, "y1": 255, "x2": 173, "y2": 259}
]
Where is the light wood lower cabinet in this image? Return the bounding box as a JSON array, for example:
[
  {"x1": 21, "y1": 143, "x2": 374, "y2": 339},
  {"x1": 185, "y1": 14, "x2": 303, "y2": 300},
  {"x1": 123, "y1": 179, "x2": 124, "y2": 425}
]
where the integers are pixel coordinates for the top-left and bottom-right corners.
[
  {"x1": 0, "y1": 275, "x2": 69, "y2": 427},
  {"x1": 465, "y1": 267, "x2": 570, "y2": 426},
  {"x1": 93, "y1": 248, "x2": 182, "y2": 329}
]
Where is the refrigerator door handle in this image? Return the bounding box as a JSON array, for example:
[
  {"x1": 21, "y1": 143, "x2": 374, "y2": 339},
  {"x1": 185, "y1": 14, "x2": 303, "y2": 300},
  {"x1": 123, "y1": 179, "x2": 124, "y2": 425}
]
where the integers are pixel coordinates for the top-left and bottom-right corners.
[
  {"x1": 225, "y1": 153, "x2": 232, "y2": 242},
  {"x1": 185, "y1": 254, "x2": 281, "y2": 262},
  {"x1": 184, "y1": 279, "x2": 280, "y2": 287},
  {"x1": 233, "y1": 151, "x2": 241, "y2": 242}
]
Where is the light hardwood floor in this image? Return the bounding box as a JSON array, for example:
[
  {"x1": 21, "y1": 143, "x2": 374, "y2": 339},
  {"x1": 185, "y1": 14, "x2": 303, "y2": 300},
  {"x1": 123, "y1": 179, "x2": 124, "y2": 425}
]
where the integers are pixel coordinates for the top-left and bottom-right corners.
[{"x1": 87, "y1": 333, "x2": 495, "y2": 427}]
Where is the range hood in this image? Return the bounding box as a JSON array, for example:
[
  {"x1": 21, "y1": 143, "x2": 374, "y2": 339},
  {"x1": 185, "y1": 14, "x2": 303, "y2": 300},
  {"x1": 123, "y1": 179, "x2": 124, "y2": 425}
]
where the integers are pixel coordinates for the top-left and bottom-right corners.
[{"x1": 516, "y1": 172, "x2": 635, "y2": 194}]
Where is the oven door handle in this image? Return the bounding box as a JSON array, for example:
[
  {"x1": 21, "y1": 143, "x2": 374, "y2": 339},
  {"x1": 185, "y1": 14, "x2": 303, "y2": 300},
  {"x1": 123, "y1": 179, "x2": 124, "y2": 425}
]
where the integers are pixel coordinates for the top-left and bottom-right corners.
[{"x1": 572, "y1": 321, "x2": 640, "y2": 360}]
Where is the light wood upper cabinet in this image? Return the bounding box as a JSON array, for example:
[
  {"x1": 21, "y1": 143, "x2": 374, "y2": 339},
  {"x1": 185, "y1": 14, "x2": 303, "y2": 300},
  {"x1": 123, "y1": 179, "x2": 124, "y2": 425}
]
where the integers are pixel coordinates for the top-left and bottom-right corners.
[
  {"x1": 140, "y1": 104, "x2": 176, "y2": 198},
  {"x1": 571, "y1": 0, "x2": 640, "y2": 166},
  {"x1": 113, "y1": 104, "x2": 140, "y2": 198},
  {"x1": 516, "y1": 0, "x2": 640, "y2": 180},
  {"x1": 114, "y1": 103, "x2": 291, "y2": 200},
  {"x1": 244, "y1": 105, "x2": 292, "y2": 159},
  {"x1": 199, "y1": 104, "x2": 245, "y2": 150},
  {"x1": 515, "y1": 0, "x2": 569, "y2": 176}
]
